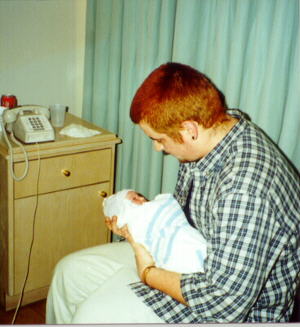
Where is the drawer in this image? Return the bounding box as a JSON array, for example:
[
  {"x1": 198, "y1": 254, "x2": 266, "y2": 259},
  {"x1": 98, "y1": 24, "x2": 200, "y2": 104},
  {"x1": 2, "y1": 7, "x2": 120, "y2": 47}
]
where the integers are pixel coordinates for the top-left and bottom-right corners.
[
  {"x1": 13, "y1": 182, "x2": 110, "y2": 294},
  {"x1": 14, "y1": 149, "x2": 111, "y2": 198}
]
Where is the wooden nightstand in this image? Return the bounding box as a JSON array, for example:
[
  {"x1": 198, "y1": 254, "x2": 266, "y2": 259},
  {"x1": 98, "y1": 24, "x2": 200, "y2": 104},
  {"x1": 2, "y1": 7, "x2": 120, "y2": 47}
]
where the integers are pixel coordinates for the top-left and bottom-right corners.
[{"x1": 0, "y1": 113, "x2": 121, "y2": 310}]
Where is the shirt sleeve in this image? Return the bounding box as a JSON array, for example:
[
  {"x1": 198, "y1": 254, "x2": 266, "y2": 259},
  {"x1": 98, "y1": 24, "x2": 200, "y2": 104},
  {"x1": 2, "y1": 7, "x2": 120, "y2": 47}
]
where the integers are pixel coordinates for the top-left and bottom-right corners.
[{"x1": 180, "y1": 192, "x2": 284, "y2": 322}]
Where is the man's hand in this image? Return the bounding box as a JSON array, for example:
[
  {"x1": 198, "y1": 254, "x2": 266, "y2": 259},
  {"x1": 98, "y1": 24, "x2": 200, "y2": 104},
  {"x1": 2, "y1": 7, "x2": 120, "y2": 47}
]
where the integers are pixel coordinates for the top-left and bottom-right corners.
[
  {"x1": 105, "y1": 215, "x2": 187, "y2": 304},
  {"x1": 105, "y1": 215, "x2": 130, "y2": 239},
  {"x1": 105, "y1": 215, "x2": 155, "y2": 279}
]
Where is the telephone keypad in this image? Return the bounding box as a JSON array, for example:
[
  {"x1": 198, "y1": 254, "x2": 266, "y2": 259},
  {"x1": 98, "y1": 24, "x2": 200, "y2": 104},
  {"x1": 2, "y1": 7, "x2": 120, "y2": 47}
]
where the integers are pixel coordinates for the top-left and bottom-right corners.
[{"x1": 29, "y1": 117, "x2": 44, "y2": 130}]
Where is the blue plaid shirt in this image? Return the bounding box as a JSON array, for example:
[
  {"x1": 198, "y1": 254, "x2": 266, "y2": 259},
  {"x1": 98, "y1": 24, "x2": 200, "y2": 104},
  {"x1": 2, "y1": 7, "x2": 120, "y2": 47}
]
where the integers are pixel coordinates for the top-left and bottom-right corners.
[{"x1": 130, "y1": 109, "x2": 300, "y2": 322}]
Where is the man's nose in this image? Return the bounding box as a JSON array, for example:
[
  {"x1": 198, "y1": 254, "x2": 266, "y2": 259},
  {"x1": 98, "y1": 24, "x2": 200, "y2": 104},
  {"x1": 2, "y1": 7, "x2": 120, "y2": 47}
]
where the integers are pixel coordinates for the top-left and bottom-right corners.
[{"x1": 153, "y1": 140, "x2": 163, "y2": 152}]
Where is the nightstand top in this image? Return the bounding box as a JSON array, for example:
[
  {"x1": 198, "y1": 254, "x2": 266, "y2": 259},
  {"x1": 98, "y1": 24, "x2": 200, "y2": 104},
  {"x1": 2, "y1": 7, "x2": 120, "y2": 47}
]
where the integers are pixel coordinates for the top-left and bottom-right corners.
[{"x1": 0, "y1": 113, "x2": 121, "y2": 160}]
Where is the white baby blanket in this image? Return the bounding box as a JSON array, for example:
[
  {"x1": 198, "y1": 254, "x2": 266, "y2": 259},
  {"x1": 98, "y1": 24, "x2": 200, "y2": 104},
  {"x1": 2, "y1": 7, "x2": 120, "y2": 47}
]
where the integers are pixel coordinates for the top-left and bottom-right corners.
[{"x1": 103, "y1": 190, "x2": 207, "y2": 274}]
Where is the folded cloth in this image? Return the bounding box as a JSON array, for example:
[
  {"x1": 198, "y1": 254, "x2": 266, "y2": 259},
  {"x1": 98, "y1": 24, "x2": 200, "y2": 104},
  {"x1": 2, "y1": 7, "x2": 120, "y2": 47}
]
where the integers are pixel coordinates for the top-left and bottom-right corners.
[
  {"x1": 59, "y1": 124, "x2": 101, "y2": 138},
  {"x1": 103, "y1": 191, "x2": 207, "y2": 273}
]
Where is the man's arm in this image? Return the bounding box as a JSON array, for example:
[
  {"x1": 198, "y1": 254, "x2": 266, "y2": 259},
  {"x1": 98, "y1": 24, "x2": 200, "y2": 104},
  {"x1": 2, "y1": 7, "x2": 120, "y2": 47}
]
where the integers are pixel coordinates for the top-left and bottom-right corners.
[
  {"x1": 133, "y1": 240, "x2": 187, "y2": 305},
  {"x1": 105, "y1": 215, "x2": 187, "y2": 305},
  {"x1": 142, "y1": 264, "x2": 187, "y2": 305}
]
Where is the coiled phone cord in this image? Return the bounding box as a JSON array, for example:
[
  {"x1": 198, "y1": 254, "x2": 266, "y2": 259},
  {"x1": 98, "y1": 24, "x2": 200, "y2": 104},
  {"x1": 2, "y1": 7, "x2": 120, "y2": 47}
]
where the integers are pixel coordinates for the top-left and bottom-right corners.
[{"x1": 1, "y1": 120, "x2": 29, "y2": 181}]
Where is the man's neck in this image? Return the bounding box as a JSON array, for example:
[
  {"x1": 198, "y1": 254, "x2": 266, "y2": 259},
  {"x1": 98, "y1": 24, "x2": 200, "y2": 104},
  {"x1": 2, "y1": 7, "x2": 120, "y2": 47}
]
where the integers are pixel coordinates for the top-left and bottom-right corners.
[{"x1": 195, "y1": 115, "x2": 239, "y2": 159}]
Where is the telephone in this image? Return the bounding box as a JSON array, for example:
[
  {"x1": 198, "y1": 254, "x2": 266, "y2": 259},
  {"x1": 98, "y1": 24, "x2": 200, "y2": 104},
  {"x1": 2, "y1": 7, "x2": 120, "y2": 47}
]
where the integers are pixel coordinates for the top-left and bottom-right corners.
[
  {"x1": 1, "y1": 105, "x2": 55, "y2": 181},
  {"x1": 3, "y1": 105, "x2": 55, "y2": 143}
]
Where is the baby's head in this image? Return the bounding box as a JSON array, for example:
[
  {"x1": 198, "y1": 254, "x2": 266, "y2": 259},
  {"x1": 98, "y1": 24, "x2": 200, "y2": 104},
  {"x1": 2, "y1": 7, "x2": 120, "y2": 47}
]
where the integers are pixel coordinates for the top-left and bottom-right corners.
[
  {"x1": 103, "y1": 189, "x2": 148, "y2": 227},
  {"x1": 125, "y1": 190, "x2": 147, "y2": 205}
]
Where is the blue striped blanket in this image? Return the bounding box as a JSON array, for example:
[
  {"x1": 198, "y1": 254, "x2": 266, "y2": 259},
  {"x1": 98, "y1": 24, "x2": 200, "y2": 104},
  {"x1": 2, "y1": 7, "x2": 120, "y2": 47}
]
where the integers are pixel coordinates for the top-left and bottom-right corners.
[{"x1": 103, "y1": 192, "x2": 207, "y2": 273}]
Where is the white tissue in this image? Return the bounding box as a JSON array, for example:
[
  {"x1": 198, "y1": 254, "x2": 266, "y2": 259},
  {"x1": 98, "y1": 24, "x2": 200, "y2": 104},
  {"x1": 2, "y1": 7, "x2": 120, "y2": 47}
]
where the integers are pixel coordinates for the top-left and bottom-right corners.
[{"x1": 59, "y1": 124, "x2": 101, "y2": 138}]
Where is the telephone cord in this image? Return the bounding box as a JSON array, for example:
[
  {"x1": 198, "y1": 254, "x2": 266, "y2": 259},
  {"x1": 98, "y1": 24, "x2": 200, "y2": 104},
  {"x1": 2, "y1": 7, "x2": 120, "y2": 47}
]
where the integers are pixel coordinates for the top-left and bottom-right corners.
[
  {"x1": 11, "y1": 142, "x2": 41, "y2": 324},
  {"x1": 0, "y1": 121, "x2": 29, "y2": 181}
]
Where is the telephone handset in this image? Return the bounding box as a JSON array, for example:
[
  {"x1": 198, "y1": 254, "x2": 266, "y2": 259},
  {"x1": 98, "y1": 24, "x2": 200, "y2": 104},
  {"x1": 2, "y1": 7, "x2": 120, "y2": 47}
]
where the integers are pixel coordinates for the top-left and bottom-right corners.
[
  {"x1": 3, "y1": 105, "x2": 55, "y2": 143},
  {"x1": 1, "y1": 105, "x2": 55, "y2": 181}
]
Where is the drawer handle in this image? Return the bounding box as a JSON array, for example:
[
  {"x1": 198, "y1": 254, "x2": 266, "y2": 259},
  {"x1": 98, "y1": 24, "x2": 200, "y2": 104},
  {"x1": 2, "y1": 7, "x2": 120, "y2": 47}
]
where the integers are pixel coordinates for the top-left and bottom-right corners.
[
  {"x1": 62, "y1": 169, "x2": 71, "y2": 177},
  {"x1": 99, "y1": 191, "x2": 108, "y2": 198}
]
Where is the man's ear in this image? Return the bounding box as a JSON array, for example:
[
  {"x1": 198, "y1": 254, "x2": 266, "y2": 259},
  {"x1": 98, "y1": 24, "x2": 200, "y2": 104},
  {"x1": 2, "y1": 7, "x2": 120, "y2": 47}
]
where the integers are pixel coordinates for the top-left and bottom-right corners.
[{"x1": 181, "y1": 121, "x2": 199, "y2": 141}]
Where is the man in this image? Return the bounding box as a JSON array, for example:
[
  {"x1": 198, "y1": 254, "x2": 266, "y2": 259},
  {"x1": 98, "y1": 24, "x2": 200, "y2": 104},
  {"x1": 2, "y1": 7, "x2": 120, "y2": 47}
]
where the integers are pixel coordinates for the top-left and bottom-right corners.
[{"x1": 46, "y1": 62, "x2": 300, "y2": 323}]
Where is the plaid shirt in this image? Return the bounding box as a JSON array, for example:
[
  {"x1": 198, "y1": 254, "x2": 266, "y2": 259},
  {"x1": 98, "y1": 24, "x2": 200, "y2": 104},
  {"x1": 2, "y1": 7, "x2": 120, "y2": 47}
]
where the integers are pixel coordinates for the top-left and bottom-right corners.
[{"x1": 130, "y1": 109, "x2": 300, "y2": 322}]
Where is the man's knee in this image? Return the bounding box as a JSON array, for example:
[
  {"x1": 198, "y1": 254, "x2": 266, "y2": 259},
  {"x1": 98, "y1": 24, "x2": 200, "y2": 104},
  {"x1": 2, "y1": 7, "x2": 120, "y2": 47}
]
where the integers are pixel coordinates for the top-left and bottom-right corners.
[
  {"x1": 52, "y1": 252, "x2": 79, "y2": 280},
  {"x1": 71, "y1": 284, "x2": 163, "y2": 324}
]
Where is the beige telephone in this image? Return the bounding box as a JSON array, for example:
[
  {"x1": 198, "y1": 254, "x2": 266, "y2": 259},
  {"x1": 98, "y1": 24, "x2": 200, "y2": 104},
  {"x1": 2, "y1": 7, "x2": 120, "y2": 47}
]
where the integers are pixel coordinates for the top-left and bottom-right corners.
[
  {"x1": 3, "y1": 105, "x2": 55, "y2": 143},
  {"x1": 1, "y1": 105, "x2": 55, "y2": 181}
]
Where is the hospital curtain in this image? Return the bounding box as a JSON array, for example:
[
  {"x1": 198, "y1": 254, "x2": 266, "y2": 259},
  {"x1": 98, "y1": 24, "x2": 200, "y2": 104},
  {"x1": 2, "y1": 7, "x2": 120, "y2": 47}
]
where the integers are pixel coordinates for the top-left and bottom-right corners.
[{"x1": 83, "y1": 0, "x2": 300, "y2": 199}]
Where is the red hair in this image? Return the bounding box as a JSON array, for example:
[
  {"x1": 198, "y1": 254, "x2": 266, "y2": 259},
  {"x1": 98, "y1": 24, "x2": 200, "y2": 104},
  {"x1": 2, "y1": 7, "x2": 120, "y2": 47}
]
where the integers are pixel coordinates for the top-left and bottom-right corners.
[{"x1": 130, "y1": 62, "x2": 228, "y2": 142}]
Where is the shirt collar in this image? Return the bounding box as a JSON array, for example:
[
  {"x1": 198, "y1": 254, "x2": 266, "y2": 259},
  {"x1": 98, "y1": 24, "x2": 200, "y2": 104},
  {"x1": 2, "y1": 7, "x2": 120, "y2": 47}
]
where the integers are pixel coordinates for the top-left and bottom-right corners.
[{"x1": 182, "y1": 109, "x2": 248, "y2": 176}]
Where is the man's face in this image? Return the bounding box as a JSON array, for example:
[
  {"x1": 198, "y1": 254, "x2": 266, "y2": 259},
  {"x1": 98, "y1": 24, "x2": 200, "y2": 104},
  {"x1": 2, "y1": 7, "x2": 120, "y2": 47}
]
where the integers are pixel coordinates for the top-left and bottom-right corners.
[{"x1": 139, "y1": 122, "x2": 192, "y2": 162}]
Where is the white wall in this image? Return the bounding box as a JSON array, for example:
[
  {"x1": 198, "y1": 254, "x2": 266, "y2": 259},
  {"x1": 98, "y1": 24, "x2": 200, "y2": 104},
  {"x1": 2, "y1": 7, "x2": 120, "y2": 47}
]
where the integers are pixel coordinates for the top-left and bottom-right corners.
[{"x1": 0, "y1": 0, "x2": 86, "y2": 117}]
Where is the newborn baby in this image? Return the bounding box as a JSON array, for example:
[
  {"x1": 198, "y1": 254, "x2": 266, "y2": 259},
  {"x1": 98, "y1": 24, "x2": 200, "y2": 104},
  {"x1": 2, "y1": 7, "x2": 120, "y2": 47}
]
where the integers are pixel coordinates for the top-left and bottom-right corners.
[{"x1": 103, "y1": 189, "x2": 207, "y2": 273}]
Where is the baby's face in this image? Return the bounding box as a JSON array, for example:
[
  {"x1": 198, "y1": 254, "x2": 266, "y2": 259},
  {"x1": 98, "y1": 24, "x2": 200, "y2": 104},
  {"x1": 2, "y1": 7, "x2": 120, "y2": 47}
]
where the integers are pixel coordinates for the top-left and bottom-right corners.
[{"x1": 126, "y1": 191, "x2": 147, "y2": 205}]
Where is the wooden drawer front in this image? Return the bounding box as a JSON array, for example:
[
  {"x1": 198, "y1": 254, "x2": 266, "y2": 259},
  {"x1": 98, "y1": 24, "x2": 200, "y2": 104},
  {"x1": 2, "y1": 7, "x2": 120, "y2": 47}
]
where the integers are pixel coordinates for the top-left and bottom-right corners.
[
  {"x1": 13, "y1": 182, "x2": 110, "y2": 294},
  {"x1": 14, "y1": 149, "x2": 111, "y2": 198}
]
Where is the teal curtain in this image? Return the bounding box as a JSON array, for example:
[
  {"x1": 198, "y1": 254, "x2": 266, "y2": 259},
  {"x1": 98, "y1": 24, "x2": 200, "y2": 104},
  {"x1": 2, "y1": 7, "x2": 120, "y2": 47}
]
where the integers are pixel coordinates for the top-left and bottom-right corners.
[{"x1": 83, "y1": 0, "x2": 300, "y2": 199}]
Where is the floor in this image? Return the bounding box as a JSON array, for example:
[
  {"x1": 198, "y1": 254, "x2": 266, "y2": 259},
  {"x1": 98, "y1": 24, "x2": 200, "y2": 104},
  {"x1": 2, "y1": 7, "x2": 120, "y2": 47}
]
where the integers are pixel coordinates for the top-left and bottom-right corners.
[{"x1": 0, "y1": 300, "x2": 46, "y2": 325}]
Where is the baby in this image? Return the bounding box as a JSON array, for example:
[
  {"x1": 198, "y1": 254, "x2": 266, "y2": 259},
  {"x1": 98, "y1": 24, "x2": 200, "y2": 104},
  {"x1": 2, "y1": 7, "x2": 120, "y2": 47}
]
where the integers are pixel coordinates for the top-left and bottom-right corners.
[{"x1": 103, "y1": 189, "x2": 207, "y2": 274}]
